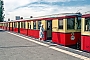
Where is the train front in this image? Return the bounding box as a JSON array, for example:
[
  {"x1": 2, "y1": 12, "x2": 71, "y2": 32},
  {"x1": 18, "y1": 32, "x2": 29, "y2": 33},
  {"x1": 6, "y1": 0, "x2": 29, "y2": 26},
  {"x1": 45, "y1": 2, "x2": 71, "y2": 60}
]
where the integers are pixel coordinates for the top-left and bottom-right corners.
[
  {"x1": 81, "y1": 14, "x2": 90, "y2": 52},
  {"x1": 52, "y1": 13, "x2": 82, "y2": 48}
]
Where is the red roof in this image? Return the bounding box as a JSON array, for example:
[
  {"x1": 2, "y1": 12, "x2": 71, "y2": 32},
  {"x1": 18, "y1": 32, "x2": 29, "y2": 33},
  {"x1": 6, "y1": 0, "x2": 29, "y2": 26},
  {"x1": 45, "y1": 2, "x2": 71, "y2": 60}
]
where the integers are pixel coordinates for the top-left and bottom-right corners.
[{"x1": 82, "y1": 14, "x2": 90, "y2": 18}]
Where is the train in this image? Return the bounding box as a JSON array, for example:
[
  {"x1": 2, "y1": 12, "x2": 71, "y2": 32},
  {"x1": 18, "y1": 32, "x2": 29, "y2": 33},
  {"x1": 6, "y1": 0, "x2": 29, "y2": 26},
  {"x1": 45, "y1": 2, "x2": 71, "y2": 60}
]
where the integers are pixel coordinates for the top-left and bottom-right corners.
[{"x1": 0, "y1": 13, "x2": 90, "y2": 52}]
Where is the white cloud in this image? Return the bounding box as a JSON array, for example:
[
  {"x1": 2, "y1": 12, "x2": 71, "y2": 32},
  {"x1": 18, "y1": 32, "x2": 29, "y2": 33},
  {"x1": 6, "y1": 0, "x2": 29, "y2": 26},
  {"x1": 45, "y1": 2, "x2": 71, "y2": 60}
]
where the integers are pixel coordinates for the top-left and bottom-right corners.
[
  {"x1": 42, "y1": 0, "x2": 84, "y2": 2},
  {"x1": 3, "y1": 0, "x2": 90, "y2": 21}
]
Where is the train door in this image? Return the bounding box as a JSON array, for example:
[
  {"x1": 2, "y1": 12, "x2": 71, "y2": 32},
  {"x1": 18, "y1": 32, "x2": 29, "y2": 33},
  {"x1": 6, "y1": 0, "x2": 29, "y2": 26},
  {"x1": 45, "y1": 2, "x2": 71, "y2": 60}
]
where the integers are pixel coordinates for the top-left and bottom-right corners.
[
  {"x1": 27, "y1": 22, "x2": 30, "y2": 35},
  {"x1": 9, "y1": 23, "x2": 10, "y2": 31},
  {"x1": 18, "y1": 22, "x2": 20, "y2": 33},
  {"x1": 7, "y1": 23, "x2": 8, "y2": 30},
  {"x1": 28, "y1": 22, "x2": 29, "y2": 29},
  {"x1": 6, "y1": 23, "x2": 7, "y2": 30},
  {"x1": 47, "y1": 20, "x2": 52, "y2": 40}
]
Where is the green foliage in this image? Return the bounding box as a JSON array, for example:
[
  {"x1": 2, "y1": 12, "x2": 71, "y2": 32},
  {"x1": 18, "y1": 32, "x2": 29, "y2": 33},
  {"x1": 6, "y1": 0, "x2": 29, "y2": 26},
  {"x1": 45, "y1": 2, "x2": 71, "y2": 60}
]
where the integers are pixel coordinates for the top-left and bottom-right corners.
[{"x1": 0, "y1": 0, "x2": 4, "y2": 22}]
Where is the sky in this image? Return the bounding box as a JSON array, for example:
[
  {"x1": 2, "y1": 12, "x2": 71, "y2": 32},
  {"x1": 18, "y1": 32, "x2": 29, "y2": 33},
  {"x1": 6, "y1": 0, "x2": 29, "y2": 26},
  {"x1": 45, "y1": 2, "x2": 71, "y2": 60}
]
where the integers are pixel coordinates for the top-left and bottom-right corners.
[{"x1": 3, "y1": 0, "x2": 90, "y2": 21}]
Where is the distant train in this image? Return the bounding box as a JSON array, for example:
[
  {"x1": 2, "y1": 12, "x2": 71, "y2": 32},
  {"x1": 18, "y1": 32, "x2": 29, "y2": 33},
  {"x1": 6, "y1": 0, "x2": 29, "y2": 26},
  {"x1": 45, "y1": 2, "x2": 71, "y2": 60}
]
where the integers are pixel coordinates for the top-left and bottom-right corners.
[{"x1": 0, "y1": 13, "x2": 90, "y2": 52}]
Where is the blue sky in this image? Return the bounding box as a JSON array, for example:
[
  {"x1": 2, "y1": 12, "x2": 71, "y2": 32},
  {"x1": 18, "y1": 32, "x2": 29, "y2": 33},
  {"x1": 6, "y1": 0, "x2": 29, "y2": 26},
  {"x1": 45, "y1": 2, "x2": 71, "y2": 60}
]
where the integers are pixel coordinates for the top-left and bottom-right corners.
[{"x1": 3, "y1": 0, "x2": 90, "y2": 20}]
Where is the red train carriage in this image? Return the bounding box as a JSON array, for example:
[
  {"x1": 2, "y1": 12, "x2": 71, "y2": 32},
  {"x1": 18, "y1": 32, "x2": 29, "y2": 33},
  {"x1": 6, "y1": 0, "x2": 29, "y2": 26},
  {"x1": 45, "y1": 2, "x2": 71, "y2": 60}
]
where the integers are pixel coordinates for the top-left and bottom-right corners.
[
  {"x1": 26, "y1": 13, "x2": 82, "y2": 43},
  {"x1": 20, "y1": 20, "x2": 27, "y2": 35},
  {"x1": 0, "y1": 23, "x2": 1, "y2": 29},
  {"x1": 0, "y1": 22, "x2": 7, "y2": 30},
  {"x1": 27, "y1": 19, "x2": 40, "y2": 39},
  {"x1": 81, "y1": 14, "x2": 90, "y2": 52},
  {"x1": 52, "y1": 13, "x2": 82, "y2": 47},
  {"x1": 13, "y1": 20, "x2": 28, "y2": 35},
  {"x1": 9, "y1": 22, "x2": 13, "y2": 31},
  {"x1": 0, "y1": 22, "x2": 3, "y2": 29},
  {"x1": 3, "y1": 22, "x2": 7, "y2": 30},
  {"x1": 7, "y1": 22, "x2": 10, "y2": 31},
  {"x1": 2, "y1": 22, "x2": 4, "y2": 29},
  {"x1": 1, "y1": 22, "x2": 4, "y2": 29},
  {"x1": 13, "y1": 21, "x2": 19, "y2": 33},
  {"x1": 6, "y1": 21, "x2": 13, "y2": 31},
  {"x1": 27, "y1": 18, "x2": 52, "y2": 40},
  {"x1": 0, "y1": 13, "x2": 82, "y2": 49}
]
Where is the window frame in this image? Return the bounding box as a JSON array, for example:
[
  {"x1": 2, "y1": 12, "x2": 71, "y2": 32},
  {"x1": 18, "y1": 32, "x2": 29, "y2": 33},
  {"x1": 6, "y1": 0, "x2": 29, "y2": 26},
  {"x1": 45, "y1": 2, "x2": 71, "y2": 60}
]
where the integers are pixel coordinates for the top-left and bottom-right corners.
[
  {"x1": 58, "y1": 19, "x2": 63, "y2": 29},
  {"x1": 33, "y1": 21, "x2": 36, "y2": 29},
  {"x1": 47, "y1": 20, "x2": 52, "y2": 30},
  {"x1": 38, "y1": 20, "x2": 41, "y2": 30},
  {"x1": 84, "y1": 17, "x2": 90, "y2": 31}
]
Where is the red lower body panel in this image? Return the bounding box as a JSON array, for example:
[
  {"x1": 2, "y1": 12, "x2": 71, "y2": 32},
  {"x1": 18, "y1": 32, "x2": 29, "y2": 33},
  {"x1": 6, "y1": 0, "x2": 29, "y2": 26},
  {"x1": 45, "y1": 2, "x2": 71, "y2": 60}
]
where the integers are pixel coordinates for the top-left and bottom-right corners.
[
  {"x1": 1, "y1": 26, "x2": 3, "y2": 29},
  {"x1": 81, "y1": 36, "x2": 90, "y2": 52},
  {"x1": 52, "y1": 32, "x2": 61, "y2": 44},
  {"x1": 7, "y1": 27, "x2": 9, "y2": 31},
  {"x1": 28, "y1": 29, "x2": 47, "y2": 40},
  {"x1": 13, "y1": 28, "x2": 18, "y2": 33},
  {"x1": 3, "y1": 27, "x2": 7, "y2": 30},
  {"x1": 28, "y1": 29, "x2": 39, "y2": 38},
  {"x1": 10, "y1": 27, "x2": 13, "y2": 31},
  {"x1": 0, "y1": 26, "x2": 1, "y2": 28},
  {"x1": 52, "y1": 32, "x2": 81, "y2": 46},
  {"x1": 28, "y1": 29, "x2": 32, "y2": 37},
  {"x1": 43, "y1": 31, "x2": 47, "y2": 40},
  {"x1": 20, "y1": 28, "x2": 27, "y2": 35}
]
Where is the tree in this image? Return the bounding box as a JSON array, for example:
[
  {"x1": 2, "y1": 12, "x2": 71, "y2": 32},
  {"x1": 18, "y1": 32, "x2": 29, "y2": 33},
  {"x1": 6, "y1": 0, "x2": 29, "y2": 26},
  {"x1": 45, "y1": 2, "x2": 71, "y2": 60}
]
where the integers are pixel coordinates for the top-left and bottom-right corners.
[{"x1": 0, "y1": 0, "x2": 4, "y2": 22}]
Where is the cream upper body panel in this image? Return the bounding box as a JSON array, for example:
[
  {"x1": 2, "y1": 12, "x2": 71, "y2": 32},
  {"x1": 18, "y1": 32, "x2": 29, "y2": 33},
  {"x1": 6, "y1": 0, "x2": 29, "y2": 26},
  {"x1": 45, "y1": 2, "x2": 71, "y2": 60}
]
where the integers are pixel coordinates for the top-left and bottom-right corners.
[
  {"x1": 52, "y1": 18, "x2": 81, "y2": 33},
  {"x1": 81, "y1": 18, "x2": 90, "y2": 36}
]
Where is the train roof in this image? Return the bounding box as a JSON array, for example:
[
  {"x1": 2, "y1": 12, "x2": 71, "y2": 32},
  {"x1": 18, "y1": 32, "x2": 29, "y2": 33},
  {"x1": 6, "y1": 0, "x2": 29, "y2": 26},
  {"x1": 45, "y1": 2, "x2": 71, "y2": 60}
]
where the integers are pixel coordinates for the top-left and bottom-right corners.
[
  {"x1": 82, "y1": 14, "x2": 90, "y2": 18},
  {"x1": 5, "y1": 13, "x2": 82, "y2": 22},
  {"x1": 25, "y1": 13, "x2": 81, "y2": 19}
]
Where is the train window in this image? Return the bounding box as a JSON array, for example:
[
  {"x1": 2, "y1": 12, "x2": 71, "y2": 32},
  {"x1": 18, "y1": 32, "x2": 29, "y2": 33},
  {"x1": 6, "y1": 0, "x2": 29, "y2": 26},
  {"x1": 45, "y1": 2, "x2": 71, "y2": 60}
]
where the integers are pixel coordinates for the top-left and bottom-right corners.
[
  {"x1": 30, "y1": 23, "x2": 31, "y2": 29},
  {"x1": 14, "y1": 22, "x2": 15, "y2": 28},
  {"x1": 14, "y1": 22, "x2": 17, "y2": 28},
  {"x1": 28, "y1": 23, "x2": 29, "y2": 29},
  {"x1": 10, "y1": 23, "x2": 12, "y2": 27},
  {"x1": 28, "y1": 22, "x2": 31, "y2": 29},
  {"x1": 15, "y1": 22, "x2": 17, "y2": 28},
  {"x1": 85, "y1": 18, "x2": 90, "y2": 31},
  {"x1": 33, "y1": 21, "x2": 36, "y2": 29},
  {"x1": 77, "y1": 17, "x2": 81, "y2": 29},
  {"x1": 21, "y1": 22, "x2": 23, "y2": 28},
  {"x1": 58, "y1": 20, "x2": 63, "y2": 29},
  {"x1": 24, "y1": 22, "x2": 25, "y2": 28},
  {"x1": 47, "y1": 20, "x2": 52, "y2": 30},
  {"x1": 67, "y1": 18, "x2": 75, "y2": 29},
  {"x1": 38, "y1": 20, "x2": 41, "y2": 29},
  {"x1": 7, "y1": 23, "x2": 8, "y2": 27}
]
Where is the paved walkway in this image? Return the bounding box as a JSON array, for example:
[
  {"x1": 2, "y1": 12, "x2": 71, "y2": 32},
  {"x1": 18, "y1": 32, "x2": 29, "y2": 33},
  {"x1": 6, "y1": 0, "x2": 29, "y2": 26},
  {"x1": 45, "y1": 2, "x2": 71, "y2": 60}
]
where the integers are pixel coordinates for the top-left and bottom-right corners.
[{"x1": 0, "y1": 29, "x2": 89, "y2": 60}]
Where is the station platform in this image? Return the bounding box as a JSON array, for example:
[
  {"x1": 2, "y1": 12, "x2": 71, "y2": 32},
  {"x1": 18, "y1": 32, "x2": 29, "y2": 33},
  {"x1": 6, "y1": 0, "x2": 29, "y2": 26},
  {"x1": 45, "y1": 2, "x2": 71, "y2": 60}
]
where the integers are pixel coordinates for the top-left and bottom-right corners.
[{"x1": 0, "y1": 29, "x2": 90, "y2": 60}]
